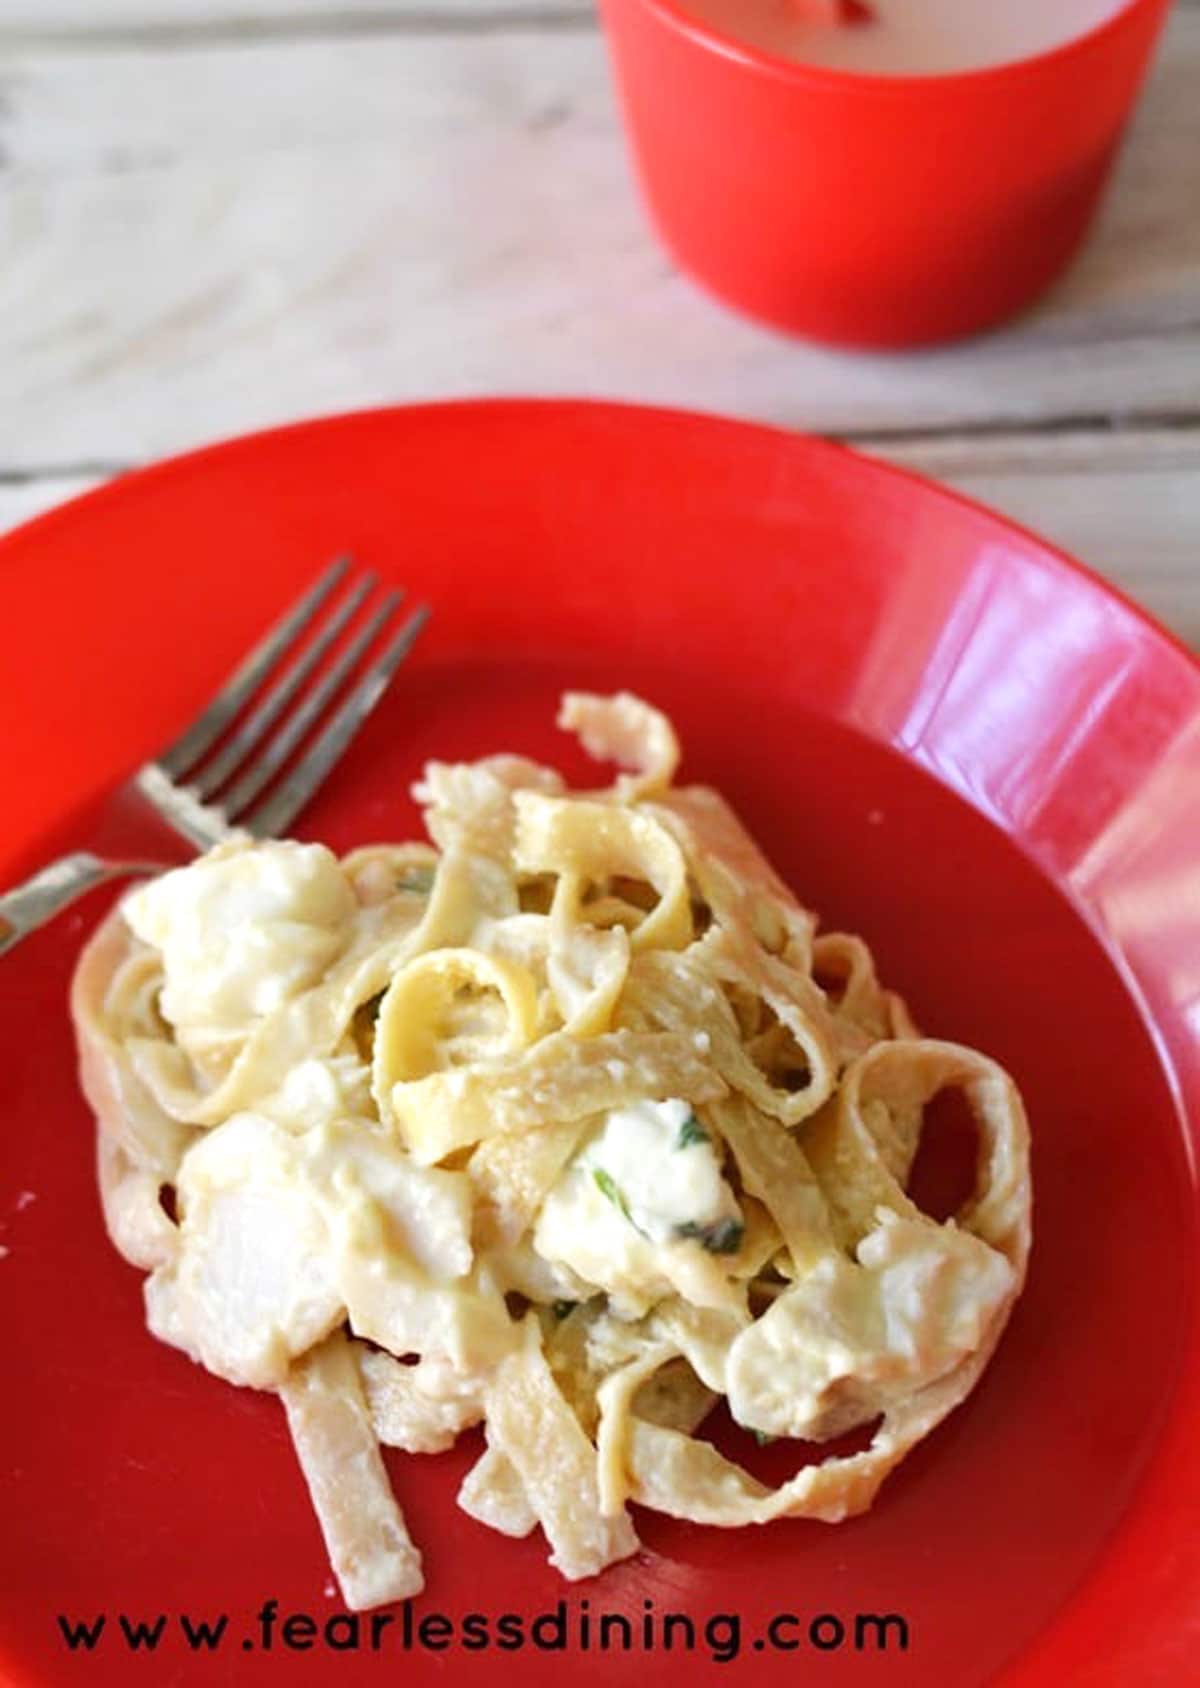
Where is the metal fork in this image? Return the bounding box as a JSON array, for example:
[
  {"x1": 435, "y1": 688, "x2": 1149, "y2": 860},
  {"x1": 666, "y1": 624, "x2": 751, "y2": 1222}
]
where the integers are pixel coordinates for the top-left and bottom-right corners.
[{"x1": 0, "y1": 556, "x2": 428, "y2": 957}]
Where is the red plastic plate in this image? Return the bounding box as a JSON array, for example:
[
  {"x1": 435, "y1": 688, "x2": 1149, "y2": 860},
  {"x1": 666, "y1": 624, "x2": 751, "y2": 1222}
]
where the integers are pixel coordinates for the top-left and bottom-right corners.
[{"x1": 0, "y1": 400, "x2": 1196, "y2": 1687}]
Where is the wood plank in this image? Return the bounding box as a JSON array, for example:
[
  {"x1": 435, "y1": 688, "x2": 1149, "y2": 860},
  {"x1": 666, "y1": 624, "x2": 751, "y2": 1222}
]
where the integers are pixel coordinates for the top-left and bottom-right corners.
[
  {"x1": 3, "y1": 431, "x2": 1196, "y2": 648},
  {"x1": 0, "y1": 0, "x2": 1192, "y2": 36},
  {"x1": 0, "y1": 3, "x2": 593, "y2": 40},
  {"x1": 0, "y1": 12, "x2": 1194, "y2": 466}
]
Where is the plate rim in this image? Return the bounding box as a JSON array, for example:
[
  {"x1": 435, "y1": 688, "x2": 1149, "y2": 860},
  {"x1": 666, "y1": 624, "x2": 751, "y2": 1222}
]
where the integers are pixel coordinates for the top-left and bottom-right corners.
[{"x1": 2, "y1": 396, "x2": 1196, "y2": 682}]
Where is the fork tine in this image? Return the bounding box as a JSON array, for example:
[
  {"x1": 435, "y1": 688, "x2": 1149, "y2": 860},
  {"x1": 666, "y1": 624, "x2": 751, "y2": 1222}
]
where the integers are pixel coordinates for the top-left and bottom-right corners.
[
  {"x1": 243, "y1": 604, "x2": 430, "y2": 839},
  {"x1": 190, "y1": 571, "x2": 377, "y2": 801},
  {"x1": 221, "y1": 588, "x2": 404, "y2": 823},
  {"x1": 156, "y1": 555, "x2": 350, "y2": 780}
]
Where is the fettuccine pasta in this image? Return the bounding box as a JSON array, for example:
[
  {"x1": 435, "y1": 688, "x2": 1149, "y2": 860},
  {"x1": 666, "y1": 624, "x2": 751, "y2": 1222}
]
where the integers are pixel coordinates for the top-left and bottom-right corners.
[{"x1": 71, "y1": 692, "x2": 1031, "y2": 1609}]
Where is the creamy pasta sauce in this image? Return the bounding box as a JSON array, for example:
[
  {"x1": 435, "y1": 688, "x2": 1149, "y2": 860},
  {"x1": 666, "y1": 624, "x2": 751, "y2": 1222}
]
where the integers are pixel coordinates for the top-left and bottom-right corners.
[{"x1": 71, "y1": 691, "x2": 1031, "y2": 1611}]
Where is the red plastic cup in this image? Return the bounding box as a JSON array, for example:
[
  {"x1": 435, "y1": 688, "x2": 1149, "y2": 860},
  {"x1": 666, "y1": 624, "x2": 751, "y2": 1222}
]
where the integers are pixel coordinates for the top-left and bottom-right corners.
[{"x1": 597, "y1": 0, "x2": 1171, "y2": 346}]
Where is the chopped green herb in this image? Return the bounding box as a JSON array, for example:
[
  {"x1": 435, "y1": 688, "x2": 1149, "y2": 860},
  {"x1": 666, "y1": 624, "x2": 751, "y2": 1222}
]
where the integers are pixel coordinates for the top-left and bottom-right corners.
[
  {"x1": 675, "y1": 1216, "x2": 745, "y2": 1255},
  {"x1": 552, "y1": 1300, "x2": 576, "y2": 1322},
  {"x1": 675, "y1": 1112, "x2": 709, "y2": 1150},
  {"x1": 593, "y1": 1167, "x2": 634, "y2": 1224},
  {"x1": 752, "y1": 1429, "x2": 775, "y2": 1447},
  {"x1": 707, "y1": 1217, "x2": 745, "y2": 1254},
  {"x1": 396, "y1": 863, "x2": 436, "y2": 894}
]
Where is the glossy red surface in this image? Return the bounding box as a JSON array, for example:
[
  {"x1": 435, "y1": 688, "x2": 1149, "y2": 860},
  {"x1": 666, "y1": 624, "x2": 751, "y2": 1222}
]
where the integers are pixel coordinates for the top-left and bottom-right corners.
[
  {"x1": 598, "y1": 0, "x2": 1170, "y2": 346},
  {"x1": 0, "y1": 401, "x2": 1196, "y2": 1687}
]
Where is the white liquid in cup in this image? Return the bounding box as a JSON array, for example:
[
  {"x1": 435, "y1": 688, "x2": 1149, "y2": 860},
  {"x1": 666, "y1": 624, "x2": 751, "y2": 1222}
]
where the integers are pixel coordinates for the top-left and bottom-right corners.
[{"x1": 676, "y1": 0, "x2": 1130, "y2": 75}]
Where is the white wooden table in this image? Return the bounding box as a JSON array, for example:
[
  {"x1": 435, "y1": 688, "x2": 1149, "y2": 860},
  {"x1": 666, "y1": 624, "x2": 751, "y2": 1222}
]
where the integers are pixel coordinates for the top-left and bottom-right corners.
[{"x1": 1, "y1": 0, "x2": 1196, "y2": 644}]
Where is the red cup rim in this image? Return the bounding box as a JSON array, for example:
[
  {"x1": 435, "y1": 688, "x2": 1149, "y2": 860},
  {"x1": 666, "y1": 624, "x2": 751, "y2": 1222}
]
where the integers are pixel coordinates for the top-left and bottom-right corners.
[{"x1": 619, "y1": 0, "x2": 1162, "y2": 95}]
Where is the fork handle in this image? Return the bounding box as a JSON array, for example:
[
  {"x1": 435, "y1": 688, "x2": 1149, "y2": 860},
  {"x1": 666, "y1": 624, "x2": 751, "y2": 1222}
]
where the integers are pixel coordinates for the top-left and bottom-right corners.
[{"x1": 0, "y1": 853, "x2": 161, "y2": 958}]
